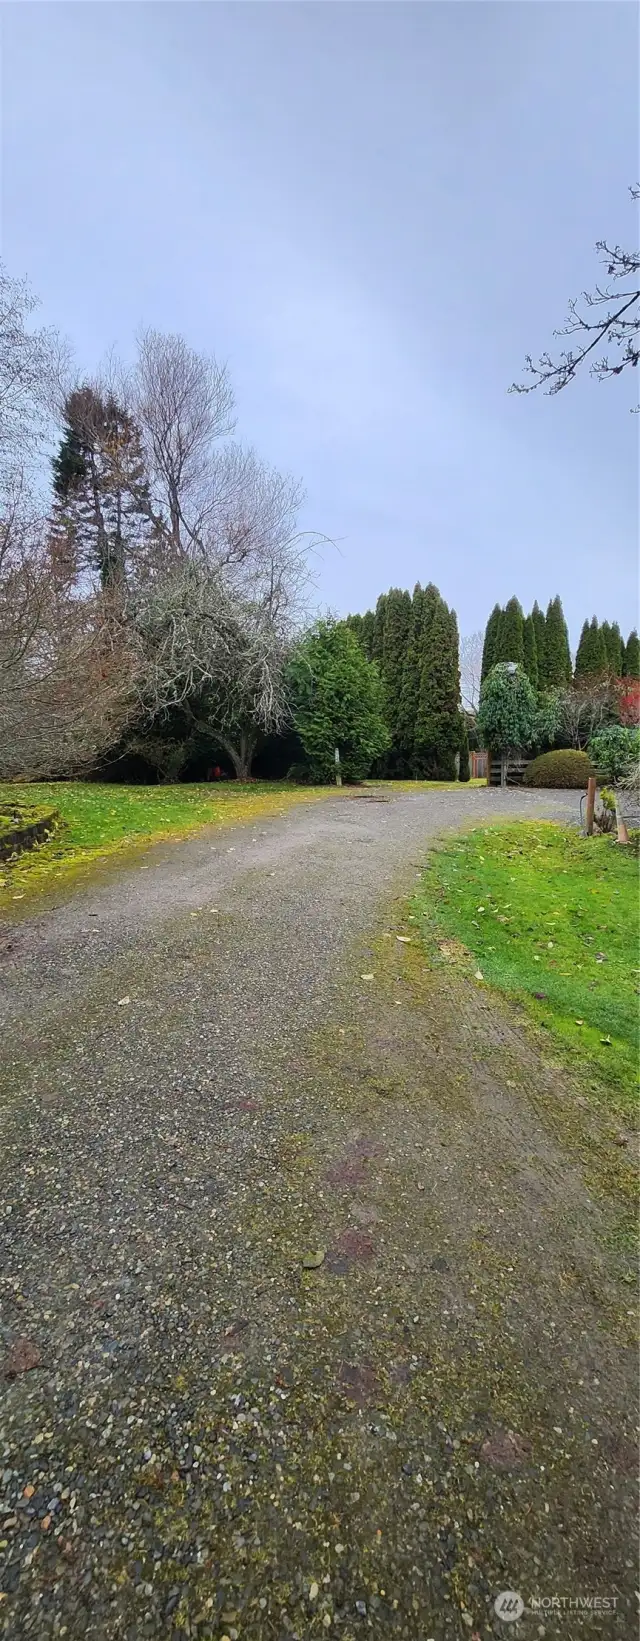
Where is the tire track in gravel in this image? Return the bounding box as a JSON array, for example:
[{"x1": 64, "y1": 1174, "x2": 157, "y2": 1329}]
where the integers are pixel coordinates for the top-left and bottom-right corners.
[{"x1": 0, "y1": 786, "x2": 636, "y2": 1640}]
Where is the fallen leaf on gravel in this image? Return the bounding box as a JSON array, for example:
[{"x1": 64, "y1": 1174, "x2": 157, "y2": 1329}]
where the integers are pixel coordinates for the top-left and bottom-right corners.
[
  {"x1": 360, "y1": 973, "x2": 374, "y2": 981},
  {"x1": 396, "y1": 936, "x2": 411, "y2": 943},
  {"x1": 309, "y1": 1582, "x2": 319, "y2": 1601},
  {"x1": 474, "y1": 969, "x2": 484, "y2": 981},
  {"x1": 4, "y1": 1337, "x2": 41, "y2": 1378},
  {"x1": 117, "y1": 996, "x2": 131, "y2": 1006},
  {"x1": 301, "y1": 1250, "x2": 326, "y2": 1269}
]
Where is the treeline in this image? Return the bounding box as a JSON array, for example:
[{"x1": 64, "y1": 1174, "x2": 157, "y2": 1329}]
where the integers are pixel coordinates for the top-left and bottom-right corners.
[
  {"x1": 482, "y1": 596, "x2": 639, "y2": 691},
  {"x1": 345, "y1": 584, "x2": 467, "y2": 780},
  {"x1": 575, "y1": 618, "x2": 639, "y2": 681}
]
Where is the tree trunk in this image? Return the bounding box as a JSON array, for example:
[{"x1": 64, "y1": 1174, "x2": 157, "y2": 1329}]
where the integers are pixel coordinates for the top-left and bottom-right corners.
[{"x1": 221, "y1": 732, "x2": 257, "y2": 782}]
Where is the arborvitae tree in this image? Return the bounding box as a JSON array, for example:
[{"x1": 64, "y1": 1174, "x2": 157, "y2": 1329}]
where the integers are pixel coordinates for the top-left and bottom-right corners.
[
  {"x1": 544, "y1": 596, "x2": 572, "y2": 685},
  {"x1": 623, "y1": 629, "x2": 640, "y2": 678},
  {"x1": 344, "y1": 613, "x2": 363, "y2": 647},
  {"x1": 397, "y1": 584, "x2": 425, "y2": 767},
  {"x1": 458, "y1": 714, "x2": 471, "y2": 781},
  {"x1": 380, "y1": 588, "x2": 412, "y2": 772},
  {"x1": 360, "y1": 610, "x2": 375, "y2": 661},
  {"x1": 51, "y1": 386, "x2": 152, "y2": 590},
  {"x1": 603, "y1": 620, "x2": 623, "y2": 677},
  {"x1": 481, "y1": 604, "x2": 502, "y2": 681},
  {"x1": 574, "y1": 618, "x2": 593, "y2": 679},
  {"x1": 414, "y1": 599, "x2": 461, "y2": 778},
  {"x1": 495, "y1": 596, "x2": 525, "y2": 665},
  {"x1": 522, "y1": 613, "x2": 538, "y2": 689},
  {"x1": 531, "y1": 601, "x2": 547, "y2": 689},
  {"x1": 575, "y1": 616, "x2": 608, "y2": 678},
  {"x1": 371, "y1": 594, "x2": 387, "y2": 665}
]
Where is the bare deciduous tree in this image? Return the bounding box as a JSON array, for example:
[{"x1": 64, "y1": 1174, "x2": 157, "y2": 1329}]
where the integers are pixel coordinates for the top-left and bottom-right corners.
[
  {"x1": 0, "y1": 264, "x2": 70, "y2": 481},
  {"x1": 459, "y1": 630, "x2": 484, "y2": 713},
  {"x1": 511, "y1": 187, "x2": 639, "y2": 401},
  {"x1": 554, "y1": 679, "x2": 616, "y2": 750},
  {"x1": 133, "y1": 328, "x2": 235, "y2": 557}
]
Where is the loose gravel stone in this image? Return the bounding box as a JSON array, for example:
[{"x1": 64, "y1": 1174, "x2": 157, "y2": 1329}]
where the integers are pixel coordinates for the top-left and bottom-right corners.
[{"x1": 0, "y1": 787, "x2": 636, "y2": 1638}]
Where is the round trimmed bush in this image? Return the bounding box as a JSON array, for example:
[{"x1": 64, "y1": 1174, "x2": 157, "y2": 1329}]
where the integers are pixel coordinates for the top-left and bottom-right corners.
[{"x1": 523, "y1": 749, "x2": 593, "y2": 789}]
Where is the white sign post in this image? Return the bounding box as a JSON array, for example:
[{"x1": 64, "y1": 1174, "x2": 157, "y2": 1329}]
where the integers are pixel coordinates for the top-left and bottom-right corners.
[{"x1": 334, "y1": 747, "x2": 342, "y2": 788}]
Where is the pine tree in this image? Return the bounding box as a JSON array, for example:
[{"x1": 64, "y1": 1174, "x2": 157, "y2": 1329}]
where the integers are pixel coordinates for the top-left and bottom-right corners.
[
  {"x1": 623, "y1": 629, "x2": 640, "y2": 678},
  {"x1": 522, "y1": 614, "x2": 538, "y2": 689},
  {"x1": 544, "y1": 596, "x2": 572, "y2": 685},
  {"x1": 397, "y1": 584, "x2": 425, "y2": 769},
  {"x1": 481, "y1": 604, "x2": 502, "y2": 681},
  {"x1": 495, "y1": 596, "x2": 524, "y2": 665},
  {"x1": 414, "y1": 599, "x2": 461, "y2": 778},
  {"x1": 51, "y1": 387, "x2": 152, "y2": 590},
  {"x1": 531, "y1": 601, "x2": 547, "y2": 689}
]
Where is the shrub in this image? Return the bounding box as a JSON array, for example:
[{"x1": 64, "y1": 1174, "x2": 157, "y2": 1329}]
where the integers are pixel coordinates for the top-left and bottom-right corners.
[
  {"x1": 589, "y1": 724, "x2": 640, "y2": 786},
  {"x1": 523, "y1": 749, "x2": 593, "y2": 789}
]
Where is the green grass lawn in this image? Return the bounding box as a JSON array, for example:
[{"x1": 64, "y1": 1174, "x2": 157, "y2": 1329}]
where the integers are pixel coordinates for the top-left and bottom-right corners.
[
  {"x1": 0, "y1": 780, "x2": 329, "y2": 907},
  {"x1": 414, "y1": 821, "x2": 639, "y2": 1116}
]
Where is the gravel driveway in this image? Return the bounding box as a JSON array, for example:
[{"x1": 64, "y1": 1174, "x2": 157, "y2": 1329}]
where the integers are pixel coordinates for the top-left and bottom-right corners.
[{"x1": 0, "y1": 786, "x2": 636, "y2": 1640}]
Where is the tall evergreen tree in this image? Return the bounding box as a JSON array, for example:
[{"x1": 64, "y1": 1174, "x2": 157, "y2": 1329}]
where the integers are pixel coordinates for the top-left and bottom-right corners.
[
  {"x1": 481, "y1": 604, "x2": 502, "y2": 681},
  {"x1": 623, "y1": 629, "x2": 640, "y2": 678},
  {"x1": 544, "y1": 596, "x2": 572, "y2": 685},
  {"x1": 522, "y1": 613, "x2": 538, "y2": 689},
  {"x1": 603, "y1": 620, "x2": 623, "y2": 677},
  {"x1": 360, "y1": 610, "x2": 375, "y2": 661},
  {"x1": 531, "y1": 601, "x2": 547, "y2": 689},
  {"x1": 371, "y1": 594, "x2": 387, "y2": 666},
  {"x1": 495, "y1": 596, "x2": 525, "y2": 665},
  {"x1": 574, "y1": 618, "x2": 594, "y2": 679},
  {"x1": 51, "y1": 386, "x2": 152, "y2": 590},
  {"x1": 414, "y1": 598, "x2": 461, "y2": 778},
  {"x1": 380, "y1": 588, "x2": 412, "y2": 772},
  {"x1": 397, "y1": 584, "x2": 425, "y2": 768}
]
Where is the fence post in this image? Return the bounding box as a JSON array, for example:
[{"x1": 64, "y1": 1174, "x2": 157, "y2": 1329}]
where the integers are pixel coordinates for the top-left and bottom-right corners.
[
  {"x1": 585, "y1": 776, "x2": 596, "y2": 836},
  {"x1": 334, "y1": 747, "x2": 342, "y2": 788}
]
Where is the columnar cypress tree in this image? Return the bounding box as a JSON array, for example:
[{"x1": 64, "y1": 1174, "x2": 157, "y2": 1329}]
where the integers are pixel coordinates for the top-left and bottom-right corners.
[
  {"x1": 531, "y1": 601, "x2": 547, "y2": 689},
  {"x1": 380, "y1": 588, "x2": 412, "y2": 772},
  {"x1": 481, "y1": 604, "x2": 502, "y2": 681},
  {"x1": 414, "y1": 599, "x2": 461, "y2": 778},
  {"x1": 604, "y1": 620, "x2": 623, "y2": 677},
  {"x1": 544, "y1": 596, "x2": 572, "y2": 685},
  {"x1": 495, "y1": 596, "x2": 525, "y2": 665},
  {"x1": 360, "y1": 610, "x2": 375, "y2": 660},
  {"x1": 522, "y1": 614, "x2": 538, "y2": 689},
  {"x1": 574, "y1": 618, "x2": 593, "y2": 679},
  {"x1": 623, "y1": 629, "x2": 640, "y2": 678},
  {"x1": 397, "y1": 584, "x2": 425, "y2": 769},
  {"x1": 458, "y1": 714, "x2": 471, "y2": 781},
  {"x1": 371, "y1": 595, "x2": 387, "y2": 665}
]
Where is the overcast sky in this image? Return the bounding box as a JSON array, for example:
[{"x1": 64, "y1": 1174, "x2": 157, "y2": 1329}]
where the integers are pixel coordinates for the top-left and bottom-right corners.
[{"x1": 2, "y1": 2, "x2": 638, "y2": 641}]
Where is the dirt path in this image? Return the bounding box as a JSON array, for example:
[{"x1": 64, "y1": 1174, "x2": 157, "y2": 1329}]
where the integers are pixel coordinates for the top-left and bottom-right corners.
[{"x1": 0, "y1": 787, "x2": 636, "y2": 1639}]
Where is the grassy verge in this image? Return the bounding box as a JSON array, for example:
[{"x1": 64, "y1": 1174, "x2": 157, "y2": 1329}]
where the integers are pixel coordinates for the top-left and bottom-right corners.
[
  {"x1": 0, "y1": 781, "x2": 329, "y2": 908},
  {"x1": 413, "y1": 820, "x2": 639, "y2": 1118}
]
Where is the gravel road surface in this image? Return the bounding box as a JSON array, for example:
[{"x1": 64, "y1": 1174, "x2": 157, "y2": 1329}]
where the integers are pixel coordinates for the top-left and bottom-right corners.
[{"x1": 0, "y1": 786, "x2": 636, "y2": 1640}]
